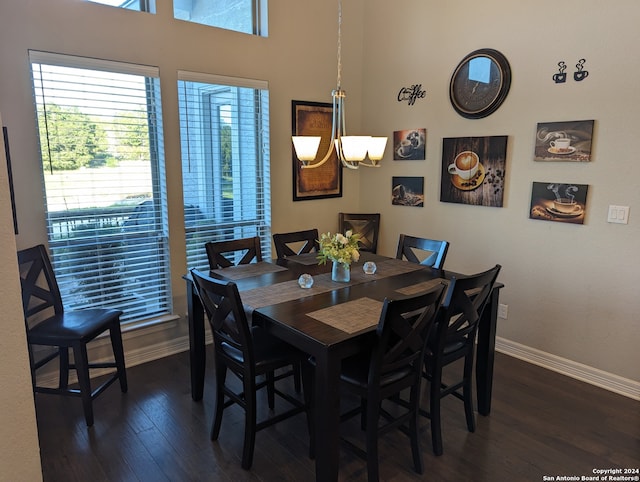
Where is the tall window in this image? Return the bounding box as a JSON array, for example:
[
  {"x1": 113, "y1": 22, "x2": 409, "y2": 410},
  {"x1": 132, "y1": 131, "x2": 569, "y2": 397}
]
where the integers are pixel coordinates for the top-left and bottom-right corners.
[
  {"x1": 177, "y1": 72, "x2": 271, "y2": 270},
  {"x1": 174, "y1": 0, "x2": 267, "y2": 36},
  {"x1": 86, "y1": 0, "x2": 155, "y2": 13},
  {"x1": 30, "y1": 51, "x2": 171, "y2": 325}
]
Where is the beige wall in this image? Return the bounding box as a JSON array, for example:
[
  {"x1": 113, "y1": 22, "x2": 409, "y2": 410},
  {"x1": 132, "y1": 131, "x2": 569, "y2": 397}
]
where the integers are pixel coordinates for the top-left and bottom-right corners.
[
  {"x1": 0, "y1": 112, "x2": 42, "y2": 480},
  {"x1": 359, "y1": 0, "x2": 639, "y2": 383},
  {"x1": 0, "y1": 2, "x2": 637, "y2": 469}
]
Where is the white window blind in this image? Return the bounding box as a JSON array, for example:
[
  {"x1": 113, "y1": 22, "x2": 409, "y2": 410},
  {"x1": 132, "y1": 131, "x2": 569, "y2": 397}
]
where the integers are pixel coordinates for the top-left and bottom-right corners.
[
  {"x1": 177, "y1": 71, "x2": 271, "y2": 270},
  {"x1": 30, "y1": 50, "x2": 171, "y2": 324}
]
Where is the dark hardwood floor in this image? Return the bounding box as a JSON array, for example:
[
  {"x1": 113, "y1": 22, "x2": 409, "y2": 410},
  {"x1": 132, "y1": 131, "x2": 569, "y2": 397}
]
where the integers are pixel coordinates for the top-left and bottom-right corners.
[{"x1": 35, "y1": 349, "x2": 639, "y2": 481}]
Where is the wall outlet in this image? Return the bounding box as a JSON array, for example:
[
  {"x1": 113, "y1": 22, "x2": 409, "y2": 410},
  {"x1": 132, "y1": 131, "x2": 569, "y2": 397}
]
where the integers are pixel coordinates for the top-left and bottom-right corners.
[{"x1": 498, "y1": 303, "x2": 509, "y2": 319}]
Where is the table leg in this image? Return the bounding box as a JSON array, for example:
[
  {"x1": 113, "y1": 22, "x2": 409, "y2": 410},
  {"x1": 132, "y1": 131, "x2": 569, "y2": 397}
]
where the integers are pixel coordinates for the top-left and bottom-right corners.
[
  {"x1": 186, "y1": 278, "x2": 206, "y2": 401},
  {"x1": 476, "y1": 284, "x2": 502, "y2": 415},
  {"x1": 313, "y1": 350, "x2": 341, "y2": 482}
]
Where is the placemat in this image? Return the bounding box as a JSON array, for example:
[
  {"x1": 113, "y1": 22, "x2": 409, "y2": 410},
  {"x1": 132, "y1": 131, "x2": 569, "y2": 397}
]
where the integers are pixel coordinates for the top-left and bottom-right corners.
[
  {"x1": 395, "y1": 278, "x2": 448, "y2": 296},
  {"x1": 306, "y1": 297, "x2": 384, "y2": 334},
  {"x1": 285, "y1": 252, "x2": 321, "y2": 265},
  {"x1": 212, "y1": 262, "x2": 287, "y2": 280}
]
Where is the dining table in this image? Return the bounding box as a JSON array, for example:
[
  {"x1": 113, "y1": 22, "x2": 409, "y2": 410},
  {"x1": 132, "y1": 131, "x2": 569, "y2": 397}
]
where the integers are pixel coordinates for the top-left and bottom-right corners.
[{"x1": 184, "y1": 252, "x2": 504, "y2": 482}]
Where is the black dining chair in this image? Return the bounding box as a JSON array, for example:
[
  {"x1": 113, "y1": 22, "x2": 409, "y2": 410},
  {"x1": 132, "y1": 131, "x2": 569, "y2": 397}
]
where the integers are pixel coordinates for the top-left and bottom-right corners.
[
  {"x1": 422, "y1": 264, "x2": 501, "y2": 455},
  {"x1": 190, "y1": 269, "x2": 309, "y2": 470},
  {"x1": 17, "y1": 244, "x2": 128, "y2": 427},
  {"x1": 338, "y1": 213, "x2": 381, "y2": 253},
  {"x1": 396, "y1": 234, "x2": 450, "y2": 269},
  {"x1": 205, "y1": 236, "x2": 262, "y2": 270},
  {"x1": 272, "y1": 229, "x2": 319, "y2": 259},
  {"x1": 336, "y1": 284, "x2": 447, "y2": 481}
]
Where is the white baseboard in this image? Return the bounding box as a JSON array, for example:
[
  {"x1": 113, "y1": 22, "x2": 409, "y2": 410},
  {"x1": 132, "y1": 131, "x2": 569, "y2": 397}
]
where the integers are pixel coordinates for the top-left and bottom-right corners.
[{"x1": 496, "y1": 337, "x2": 640, "y2": 401}]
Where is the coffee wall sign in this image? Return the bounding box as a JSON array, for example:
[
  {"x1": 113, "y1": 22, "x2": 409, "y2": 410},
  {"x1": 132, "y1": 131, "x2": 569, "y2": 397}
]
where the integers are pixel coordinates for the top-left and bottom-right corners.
[
  {"x1": 397, "y1": 84, "x2": 426, "y2": 106},
  {"x1": 534, "y1": 120, "x2": 594, "y2": 162},
  {"x1": 552, "y1": 59, "x2": 589, "y2": 83}
]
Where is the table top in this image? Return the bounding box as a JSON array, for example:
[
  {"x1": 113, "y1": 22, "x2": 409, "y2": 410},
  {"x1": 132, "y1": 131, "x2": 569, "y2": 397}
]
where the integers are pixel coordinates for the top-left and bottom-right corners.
[{"x1": 204, "y1": 252, "x2": 450, "y2": 355}]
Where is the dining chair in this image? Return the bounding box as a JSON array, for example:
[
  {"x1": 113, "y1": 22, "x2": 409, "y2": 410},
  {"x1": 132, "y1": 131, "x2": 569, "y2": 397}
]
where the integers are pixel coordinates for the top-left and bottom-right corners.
[
  {"x1": 190, "y1": 269, "x2": 310, "y2": 470},
  {"x1": 272, "y1": 229, "x2": 319, "y2": 259},
  {"x1": 17, "y1": 244, "x2": 128, "y2": 427},
  {"x1": 338, "y1": 213, "x2": 381, "y2": 253},
  {"x1": 205, "y1": 236, "x2": 262, "y2": 270},
  {"x1": 422, "y1": 264, "x2": 501, "y2": 455},
  {"x1": 396, "y1": 234, "x2": 450, "y2": 269},
  {"x1": 336, "y1": 284, "x2": 447, "y2": 481}
]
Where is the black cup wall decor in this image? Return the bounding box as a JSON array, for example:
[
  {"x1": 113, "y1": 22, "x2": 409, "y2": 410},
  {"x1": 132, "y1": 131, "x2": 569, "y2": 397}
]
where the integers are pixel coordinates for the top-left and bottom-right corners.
[
  {"x1": 553, "y1": 61, "x2": 567, "y2": 83},
  {"x1": 574, "y1": 59, "x2": 589, "y2": 81}
]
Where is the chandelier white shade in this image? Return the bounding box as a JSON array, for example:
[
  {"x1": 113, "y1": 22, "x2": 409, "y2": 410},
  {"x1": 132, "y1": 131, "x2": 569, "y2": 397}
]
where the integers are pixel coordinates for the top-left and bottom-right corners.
[{"x1": 291, "y1": 0, "x2": 387, "y2": 170}]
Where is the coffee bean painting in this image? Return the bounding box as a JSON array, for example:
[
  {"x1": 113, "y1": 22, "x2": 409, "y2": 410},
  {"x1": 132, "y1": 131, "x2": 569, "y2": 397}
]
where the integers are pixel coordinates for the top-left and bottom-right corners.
[{"x1": 440, "y1": 135, "x2": 508, "y2": 207}]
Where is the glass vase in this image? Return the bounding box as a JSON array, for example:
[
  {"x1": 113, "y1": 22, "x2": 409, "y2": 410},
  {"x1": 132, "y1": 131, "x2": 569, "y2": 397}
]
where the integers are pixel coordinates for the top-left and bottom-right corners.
[{"x1": 331, "y1": 261, "x2": 350, "y2": 282}]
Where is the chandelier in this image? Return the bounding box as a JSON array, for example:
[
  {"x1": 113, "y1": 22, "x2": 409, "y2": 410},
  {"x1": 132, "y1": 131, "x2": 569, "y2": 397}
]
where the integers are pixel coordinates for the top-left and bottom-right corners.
[{"x1": 291, "y1": 0, "x2": 387, "y2": 170}]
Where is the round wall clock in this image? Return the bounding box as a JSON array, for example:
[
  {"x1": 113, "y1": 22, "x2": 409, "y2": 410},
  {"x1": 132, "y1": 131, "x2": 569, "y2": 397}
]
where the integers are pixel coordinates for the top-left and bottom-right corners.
[{"x1": 449, "y1": 48, "x2": 511, "y2": 119}]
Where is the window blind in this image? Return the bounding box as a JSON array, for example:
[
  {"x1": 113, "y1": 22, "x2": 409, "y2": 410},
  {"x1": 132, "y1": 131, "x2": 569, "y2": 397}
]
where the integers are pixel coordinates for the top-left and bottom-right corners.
[
  {"x1": 30, "y1": 50, "x2": 171, "y2": 323},
  {"x1": 177, "y1": 71, "x2": 271, "y2": 270}
]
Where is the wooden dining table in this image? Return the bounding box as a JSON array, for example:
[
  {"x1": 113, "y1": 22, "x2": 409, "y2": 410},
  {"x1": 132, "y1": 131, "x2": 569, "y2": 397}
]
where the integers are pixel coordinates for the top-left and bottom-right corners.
[{"x1": 184, "y1": 252, "x2": 504, "y2": 482}]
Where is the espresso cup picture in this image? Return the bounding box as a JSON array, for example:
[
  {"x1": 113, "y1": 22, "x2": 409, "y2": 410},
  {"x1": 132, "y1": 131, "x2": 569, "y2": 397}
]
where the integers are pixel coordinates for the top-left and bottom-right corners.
[
  {"x1": 399, "y1": 139, "x2": 413, "y2": 157},
  {"x1": 550, "y1": 138, "x2": 572, "y2": 152},
  {"x1": 448, "y1": 151, "x2": 479, "y2": 180},
  {"x1": 553, "y1": 198, "x2": 578, "y2": 213}
]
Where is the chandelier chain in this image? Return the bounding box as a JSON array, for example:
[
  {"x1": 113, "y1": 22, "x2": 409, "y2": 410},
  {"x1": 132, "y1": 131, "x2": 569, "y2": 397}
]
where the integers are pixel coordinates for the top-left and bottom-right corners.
[{"x1": 336, "y1": 0, "x2": 342, "y2": 90}]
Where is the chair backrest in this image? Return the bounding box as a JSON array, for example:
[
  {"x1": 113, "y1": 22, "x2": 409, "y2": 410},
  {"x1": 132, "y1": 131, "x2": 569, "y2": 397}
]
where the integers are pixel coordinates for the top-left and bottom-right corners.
[
  {"x1": 190, "y1": 268, "x2": 254, "y2": 367},
  {"x1": 205, "y1": 236, "x2": 262, "y2": 270},
  {"x1": 369, "y1": 284, "x2": 447, "y2": 388},
  {"x1": 17, "y1": 244, "x2": 64, "y2": 323},
  {"x1": 338, "y1": 213, "x2": 380, "y2": 253},
  {"x1": 396, "y1": 234, "x2": 449, "y2": 269},
  {"x1": 431, "y1": 264, "x2": 501, "y2": 356},
  {"x1": 272, "y1": 229, "x2": 319, "y2": 259}
]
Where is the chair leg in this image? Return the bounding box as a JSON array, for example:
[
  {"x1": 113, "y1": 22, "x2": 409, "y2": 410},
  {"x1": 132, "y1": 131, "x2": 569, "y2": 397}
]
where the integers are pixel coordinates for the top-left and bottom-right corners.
[
  {"x1": 211, "y1": 362, "x2": 227, "y2": 441},
  {"x1": 409, "y1": 384, "x2": 423, "y2": 474},
  {"x1": 58, "y1": 347, "x2": 70, "y2": 390},
  {"x1": 293, "y1": 362, "x2": 302, "y2": 393},
  {"x1": 266, "y1": 371, "x2": 275, "y2": 410},
  {"x1": 72, "y1": 343, "x2": 94, "y2": 427},
  {"x1": 365, "y1": 396, "x2": 381, "y2": 482},
  {"x1": 109, "y1": 323, "x2": 128, "y2": 393},
  {"x1": 430, "y1": 365, "x2": 444, "y2": 456},
  {"x1": 241, "y1": 381, "x2": 257, "y2": 470},
  {"x1": 463, "y1": 354, "x2": 476, "y2": 433}
]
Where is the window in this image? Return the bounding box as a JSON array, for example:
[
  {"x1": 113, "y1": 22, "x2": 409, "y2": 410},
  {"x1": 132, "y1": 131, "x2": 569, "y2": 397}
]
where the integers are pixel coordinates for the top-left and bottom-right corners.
[
  {"x1": 86, "y1": 0, "x2": 155, "y2": 13},
  {"x1": 174, "y1": 0, "x2": 267, "y2": 36},
  {"x1": 30, "y1": 51, "x2": 171, "y2": 325},
  {"x1": 177, "y1": 72, "x2": 271, "y2": 270}
]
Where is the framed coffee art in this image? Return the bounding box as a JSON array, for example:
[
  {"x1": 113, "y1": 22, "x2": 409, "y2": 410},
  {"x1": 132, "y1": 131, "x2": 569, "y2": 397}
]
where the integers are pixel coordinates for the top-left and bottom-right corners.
[
  {"x1": 393, "y1": 128, "x2": 426, "y2": 160},
  {"x1": 440, "y1": 135, "x2": 508, "y2": 207},
  {"x1": 529, "y1": 181, "x2": 589, "y2": 224},
  {"x1": 534, "y1": 119, "x2": 594, "y2": 162}
]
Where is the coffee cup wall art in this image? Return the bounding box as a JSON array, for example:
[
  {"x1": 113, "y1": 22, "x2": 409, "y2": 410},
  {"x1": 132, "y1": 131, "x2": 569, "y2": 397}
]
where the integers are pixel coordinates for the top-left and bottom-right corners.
[
  {"x1": 529, "y1": 181, "x2": 589, "y2": 224},
  {"x1": 440, "y1": 135, "x2": 508, "y2": 207},
  {"x1": 393, "y1": 128, "x2": 426, "y2": 160},
  {"x1": 534, "y1": 120, "x2": 594, "y2": 162}
]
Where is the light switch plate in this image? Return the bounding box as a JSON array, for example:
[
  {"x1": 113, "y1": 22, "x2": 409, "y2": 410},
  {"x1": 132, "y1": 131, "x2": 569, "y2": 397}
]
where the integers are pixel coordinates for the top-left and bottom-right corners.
[{"x1": 607, "y1": 205, "x2": 630, "y2": 224}]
